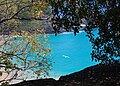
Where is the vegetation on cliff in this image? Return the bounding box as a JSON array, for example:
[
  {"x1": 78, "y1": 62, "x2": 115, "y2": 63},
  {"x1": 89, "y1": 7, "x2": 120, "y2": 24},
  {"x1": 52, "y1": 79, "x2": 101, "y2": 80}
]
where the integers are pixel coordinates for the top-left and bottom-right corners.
[{"x1": 0, "y1": 0, "x2": 120, "y2": 85}]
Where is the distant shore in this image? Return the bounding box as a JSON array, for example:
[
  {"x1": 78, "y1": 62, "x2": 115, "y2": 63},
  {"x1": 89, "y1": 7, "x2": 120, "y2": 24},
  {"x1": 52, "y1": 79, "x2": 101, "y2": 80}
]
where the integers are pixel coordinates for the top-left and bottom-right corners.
[{"x1": 0, "y1": 26, "x2": 86, "y2": 35}]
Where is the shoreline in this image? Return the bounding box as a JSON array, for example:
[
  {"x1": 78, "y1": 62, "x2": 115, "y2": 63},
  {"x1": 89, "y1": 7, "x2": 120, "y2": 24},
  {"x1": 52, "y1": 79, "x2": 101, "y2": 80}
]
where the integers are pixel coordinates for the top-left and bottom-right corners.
[{"x1": 9, "y1": 63, "x2": 120, "y2": 86}]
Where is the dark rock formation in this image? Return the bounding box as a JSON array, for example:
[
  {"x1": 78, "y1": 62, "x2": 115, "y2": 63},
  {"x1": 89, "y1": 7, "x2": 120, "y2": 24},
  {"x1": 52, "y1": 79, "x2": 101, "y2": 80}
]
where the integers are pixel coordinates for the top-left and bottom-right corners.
[
  {"x1": 44, "y1": 27, "x2": 55, "y2": 34},
  {"x1": 59, "y1": 63, "x2": 120, "y2": 86},
  {"x1": 44, "y1": 27, "x2": 67, "y2": 34},
  {"x1": 11, "y1": 78, "x2": 58, "y2": 86},
  {"x1": 10, "y1": 63, "x2": 120, "y2": 86}
]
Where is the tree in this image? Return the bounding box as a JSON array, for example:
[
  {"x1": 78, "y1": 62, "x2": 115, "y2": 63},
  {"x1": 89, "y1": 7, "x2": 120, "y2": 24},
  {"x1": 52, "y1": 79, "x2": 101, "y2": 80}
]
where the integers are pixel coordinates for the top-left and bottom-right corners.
[
  {"x1": 0, "y1": 0, "x2": 52, "y2": 83},
  {"x1": 49, "y1": 0, "x2": 120, "y2": 64},
  {"x1": 0, "y1": 0, "x2": 119, "y2": 84}
]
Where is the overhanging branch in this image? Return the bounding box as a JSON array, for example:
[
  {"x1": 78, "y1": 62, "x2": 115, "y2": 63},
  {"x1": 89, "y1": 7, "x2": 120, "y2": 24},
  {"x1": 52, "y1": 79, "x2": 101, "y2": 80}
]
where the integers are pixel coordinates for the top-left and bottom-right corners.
[
  {"x1": 13, "y1": 17, "x2": 50, "y2": 21},
  {"x1": 0, "y1": 5, "x2": 32, "y2": 24}
]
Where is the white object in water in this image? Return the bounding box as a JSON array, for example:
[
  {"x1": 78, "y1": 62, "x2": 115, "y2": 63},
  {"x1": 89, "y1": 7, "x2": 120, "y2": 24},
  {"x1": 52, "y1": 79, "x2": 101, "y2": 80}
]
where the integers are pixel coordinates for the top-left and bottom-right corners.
[{"x1": 62, "y1": 55, "x2": 70, "y2": 58}]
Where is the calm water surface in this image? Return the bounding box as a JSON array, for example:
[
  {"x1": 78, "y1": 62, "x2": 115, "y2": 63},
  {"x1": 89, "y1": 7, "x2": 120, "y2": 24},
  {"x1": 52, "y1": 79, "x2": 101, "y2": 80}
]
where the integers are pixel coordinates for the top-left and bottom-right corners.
[{"x1": 47, "y1": 31, "x2": 98, "y2": 79}]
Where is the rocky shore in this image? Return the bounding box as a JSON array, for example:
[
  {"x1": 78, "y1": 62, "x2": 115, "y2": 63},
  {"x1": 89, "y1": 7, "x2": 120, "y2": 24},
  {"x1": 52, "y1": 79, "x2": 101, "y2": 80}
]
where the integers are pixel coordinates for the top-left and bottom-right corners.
[{"x1": 10, "y1": 63, "x2": 120, "y2": 86}]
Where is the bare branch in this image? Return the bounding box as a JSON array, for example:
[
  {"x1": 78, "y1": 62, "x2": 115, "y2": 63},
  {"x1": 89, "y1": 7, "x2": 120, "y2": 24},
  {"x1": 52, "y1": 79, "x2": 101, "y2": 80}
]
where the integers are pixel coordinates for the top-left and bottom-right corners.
[
  {"x1": 0, "y1": 51, "x2": 24, "y2": 61},
  {"x1": 13, "y1": 17, "x2": 50, "y2": 21},
  {"x1": 0, "y1": 5, "x2": 32, "y2": 24},
  {"x1": 0, "y1": 69, "x2": 20, "y2": 83}
]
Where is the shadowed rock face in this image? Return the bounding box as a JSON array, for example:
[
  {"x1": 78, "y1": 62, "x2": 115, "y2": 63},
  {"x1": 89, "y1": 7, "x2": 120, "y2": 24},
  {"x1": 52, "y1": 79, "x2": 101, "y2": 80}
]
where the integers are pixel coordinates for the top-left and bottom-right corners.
[
  {"x1": 44, "y1": 27, "x2": 67, "y2": 34},
  {"x1": 11, "y1": 78, "x2": 58, "y2": 86},
  {"x1": 11, "y1": 63, "x2": 120, "y2": 86},
  {"x1": 59, "y1": 63, "x2": 120, "y2": 86}
]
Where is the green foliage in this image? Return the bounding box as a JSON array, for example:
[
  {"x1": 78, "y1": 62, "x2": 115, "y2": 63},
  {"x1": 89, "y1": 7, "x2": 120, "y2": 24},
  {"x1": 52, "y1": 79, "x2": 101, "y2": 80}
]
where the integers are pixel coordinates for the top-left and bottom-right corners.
[
  {"x1": 0, "y1": 0, "x2": 52, "y2": 83},
  {"x1": 49, "y1": 0, "x2": 120, "y2": 64},
  {"x1": 1, "y1": 82, "x2": 9, "y2": 86},
  {"x1": 0, "y1": 30, "x2": 52, "y2": 78},
  {"x1": 0, "y1": 0, "x2": 119, "y2": 83}
]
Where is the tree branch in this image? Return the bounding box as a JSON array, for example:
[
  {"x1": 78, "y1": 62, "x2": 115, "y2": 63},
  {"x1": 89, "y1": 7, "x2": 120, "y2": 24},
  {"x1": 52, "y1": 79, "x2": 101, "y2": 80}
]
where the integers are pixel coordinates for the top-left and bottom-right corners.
[
  {"x1": 0, "y1": 5, "x2": 32, "y2": 24},
  {"x1": 13, "y1": 17, "x2": 50, "y2": 21},
  {"x1": 0, "y1": 69, "x2": 20, "y2": 83}
]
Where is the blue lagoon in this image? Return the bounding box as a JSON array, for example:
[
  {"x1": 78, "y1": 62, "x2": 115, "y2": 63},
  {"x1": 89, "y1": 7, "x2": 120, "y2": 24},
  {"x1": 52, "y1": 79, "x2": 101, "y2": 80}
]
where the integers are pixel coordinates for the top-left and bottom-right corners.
[{"x1": 47, "y1": 31, "x2": 98, "y2": 79}]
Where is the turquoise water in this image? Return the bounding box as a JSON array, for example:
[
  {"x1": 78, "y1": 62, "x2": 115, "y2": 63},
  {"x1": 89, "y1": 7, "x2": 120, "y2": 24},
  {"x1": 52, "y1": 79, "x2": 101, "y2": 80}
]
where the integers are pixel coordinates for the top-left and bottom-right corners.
[{"x1": 47, "y1": 31, "x2": 98, "y2": 79}]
